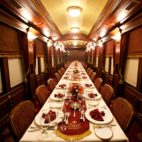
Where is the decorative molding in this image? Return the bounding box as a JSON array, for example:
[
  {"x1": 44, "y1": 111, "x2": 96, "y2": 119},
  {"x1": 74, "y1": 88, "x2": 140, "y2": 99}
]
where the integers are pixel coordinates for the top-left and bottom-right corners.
[
  {"x1": 0, "y1": 8, "x2": 28, "y2": 33},
  {"x1": 0, "y1": 54, "x2": 21, "y2": 58},
  {"x1": 127, "y1": 53, "x2": 142, "y2": 58},
  {"x1": 26, "y1": 0, "x2": 62, "y2": 37},
  {"x1": 121, "y1": 13, "x2": 142, "y2": 34},
  {"x1": 36, "y1": 55, "x2": 45, "y2": 57},
  {"x1": 105, "y1": 55, "x2": 113, "y2": 57},
  {"x1": 89, "y1": 0, "x2": 121, "y2": 38},
  {"x1": 60, "y1": 33, "x2": 91, "y2": 41},
  {"x1": 89, "y1": 0, "x2": 142, "y2": 41}
]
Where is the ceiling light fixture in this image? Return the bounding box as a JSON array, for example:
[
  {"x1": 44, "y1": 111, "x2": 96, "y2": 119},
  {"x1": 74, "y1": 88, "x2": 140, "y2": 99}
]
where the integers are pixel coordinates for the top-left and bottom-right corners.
[
  {"x1": 71, "y1": 27, "x2": 80, "y2": 33},
  {"x1": 67, "y1": 6, "x2": 82, "y2": 17},
  {"x1": 73, "y1": 41, "x2": 78, "y2": 46}
]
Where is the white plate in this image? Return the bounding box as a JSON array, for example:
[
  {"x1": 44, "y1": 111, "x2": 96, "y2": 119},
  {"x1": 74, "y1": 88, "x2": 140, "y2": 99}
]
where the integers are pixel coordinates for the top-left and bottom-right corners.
[
  {"x1": 35, "y1": 109, "x2": 64, "y2": 126},
  {"x1": 85, "y1": 107, "x2": 113, "y2": 125},
  {"x1": 49, "y1": 102, "x2": 63, "y2": 108},
  {"x1": 50, "y1": 93, "x2": 66, "y2": 101},
  {"x1": 56, "y1": 85, "x2": 68, "y2": 89},
  {"x1": 83, "y1": 93, "x2": 101, "y2": 100},
  {"x1": 84, "y1": 84, "x2": 94, "y2": 88},
  {"x1": 87, "y1": 100, "x2": 99, "y2": 106},
  {"x1": 94, "y1": 127, "x2": 113, "y2": 140}
]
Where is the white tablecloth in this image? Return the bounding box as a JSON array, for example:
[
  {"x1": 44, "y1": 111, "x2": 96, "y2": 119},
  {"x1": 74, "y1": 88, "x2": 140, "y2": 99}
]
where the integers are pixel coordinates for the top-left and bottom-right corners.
[{"x1": 20, "y1": 61, "x2": 128, "y2": 142}]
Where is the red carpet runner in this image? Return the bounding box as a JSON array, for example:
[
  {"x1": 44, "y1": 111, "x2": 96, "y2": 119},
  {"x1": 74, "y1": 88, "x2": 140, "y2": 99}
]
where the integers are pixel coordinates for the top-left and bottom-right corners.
[{"x1": 56, "y1": 96, "x2": 91, "y2": 140}]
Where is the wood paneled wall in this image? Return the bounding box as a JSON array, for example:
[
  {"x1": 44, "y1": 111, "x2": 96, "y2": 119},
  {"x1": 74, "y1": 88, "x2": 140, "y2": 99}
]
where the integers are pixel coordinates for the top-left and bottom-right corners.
[
  {"x1": 0, "y1": 8, "x2": 65, "y2": 134},
  {"x1": 67, "y1": 49, "x2": 86, "y2": 62}
]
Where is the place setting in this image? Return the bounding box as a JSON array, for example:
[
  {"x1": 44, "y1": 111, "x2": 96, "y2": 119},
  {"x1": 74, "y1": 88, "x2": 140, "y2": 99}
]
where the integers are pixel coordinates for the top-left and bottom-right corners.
[
  {"x1": 56, "y1": 83, "x2": 69, "y2": 89},
  {"x1": 83, "y1": 91, "x2": 102, "y2": 100},
  {"x1": 28, "y1": 108, "x2": 64, "y2": 136},
  {"x1": 50, "y1": 92, "x2": 66, "y2": 101},
  {"x1": 84, "y1": 106, "x2": 114, "y2": 140}
]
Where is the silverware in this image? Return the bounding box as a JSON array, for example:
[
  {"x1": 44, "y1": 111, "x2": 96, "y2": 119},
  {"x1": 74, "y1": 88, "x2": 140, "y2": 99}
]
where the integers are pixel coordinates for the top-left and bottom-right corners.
[
  {"x1": 80, "y1": 110, "x2": 85, "y2": 121},
  {"x1": 28, "y1": 126, "x2": 41, "y2": 132},
  {"x1": 28, "y1": 128, "x2": 41, "y2": 132},
  {"x1": 65, "y1": 112, "x2": 70, "y2": 124},
  {"x1": 94, "y1": 124, "x2": 116, "y2": 128}
]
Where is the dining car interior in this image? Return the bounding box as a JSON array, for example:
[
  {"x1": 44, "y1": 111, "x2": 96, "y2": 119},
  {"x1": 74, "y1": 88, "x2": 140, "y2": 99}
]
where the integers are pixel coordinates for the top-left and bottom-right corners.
[{"x1": 0, "y1": 0, "x2": 142, "y2": 142}]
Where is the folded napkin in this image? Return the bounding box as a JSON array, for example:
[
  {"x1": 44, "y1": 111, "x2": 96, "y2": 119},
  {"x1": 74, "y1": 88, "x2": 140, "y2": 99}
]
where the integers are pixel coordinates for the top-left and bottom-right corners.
[
  {"x1": 85, "y1": 84, "x2": 92, "y2": 87},
  {"x1": 42, "y1": 110, "x2": 56, "y2": 123},
  {"x1": 90, "y1": 108, "x2": 105, "y2": 121},
  {"x1": 58, "y1": 84, "x2": 66, "y2": 88},
  {"x1": 54, "y1": 93, "x2": 65, "y2": 98},
  {"x1": 88, "y1": 93, "x2": 98, "y2": 98}
]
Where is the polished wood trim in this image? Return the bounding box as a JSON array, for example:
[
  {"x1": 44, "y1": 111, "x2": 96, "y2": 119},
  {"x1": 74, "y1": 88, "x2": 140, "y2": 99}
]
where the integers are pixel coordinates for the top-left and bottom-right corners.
[
  {"x1": 121, "y1": 13, "x2": 142, "y2": 34},
  {"x1": 89, "y1": 0, "x2": 121, "y2": 38},
  {"x1": 0, "y1": 83, "x2": 26, "y2": 129},
  {"x1": 137, "y1": 58, "x2": 142, "y2": 92},
  {"x1": 123, "y1": 83, "x2": 142, "y2": 107},
  {"x1": 25, "y1": 0, "x2": 62, "y2": 37},
  {"x1": 0, "y1": 3, "x2": 28, "y2": 32},
  {"x1": 59, "y1": 33, "x2": 91, "y2": 41},
  {"x1": 89, "y1": 0, "x2": 142, "y2": 40},
  {"x1": 36, "y1": 72, "x2": 46, "y2": 86},
  {"x1": 1, "y1": 58, "x2": 10, "y2": 93}
]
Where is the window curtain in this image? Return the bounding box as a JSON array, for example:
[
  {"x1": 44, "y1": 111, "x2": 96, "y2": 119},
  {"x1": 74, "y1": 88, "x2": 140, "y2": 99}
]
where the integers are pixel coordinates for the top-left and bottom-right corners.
[
  {"x1": 114, "y1": 32, "x2": 130, "y2": 97},
  {"x1": 119, "y1": 32, "x2": 130, "y2": 78},
  {"x1": 18, "y1": 31, "x2": 29, "y2": 82}
]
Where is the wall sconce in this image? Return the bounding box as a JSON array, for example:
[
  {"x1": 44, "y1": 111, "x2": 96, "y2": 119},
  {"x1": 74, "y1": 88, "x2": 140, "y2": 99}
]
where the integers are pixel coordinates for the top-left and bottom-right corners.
[
  {"x1": 112, "y1": 32, "x2": 121, "y2": 43},
  {"x1": 27, "y1": 26, "x2": 37, "y2": 41},
  {"x1": 27, "y1": 31, "x2": 37, "y2": 41},
  {"x1": 47, "y1": 39, "x2": 53, "y2": 47},
  {"x1": 97, "y1": 40, "x2": 103, "y2": 47}
]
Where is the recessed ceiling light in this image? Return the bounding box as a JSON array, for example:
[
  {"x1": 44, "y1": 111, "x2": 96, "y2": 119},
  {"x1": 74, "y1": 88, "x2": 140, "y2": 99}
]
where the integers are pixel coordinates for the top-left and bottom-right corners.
[
  {"x1": 73, "y1": 41, "x2": 78, "y2": 46},
  {"x1": 67, "y1": 6, "x2": 82, "y2": 17},
  {"x1": 71, "y1": 27, "x2": 80, "y2": 33}
]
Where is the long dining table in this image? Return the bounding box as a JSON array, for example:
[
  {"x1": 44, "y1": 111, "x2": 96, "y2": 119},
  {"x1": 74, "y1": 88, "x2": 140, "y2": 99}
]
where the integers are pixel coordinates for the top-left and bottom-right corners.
[{"x1": 20, "y1": 61, "x2": 129, "y2": 142}]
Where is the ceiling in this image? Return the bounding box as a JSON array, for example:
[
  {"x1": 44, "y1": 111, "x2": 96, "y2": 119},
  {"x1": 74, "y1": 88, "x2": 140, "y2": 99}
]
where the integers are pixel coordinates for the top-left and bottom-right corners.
[
  {"x1": 1, "y1": 0, "x2": 142, "y2": 49},
  {"x1": 40, "y1": 0, "x2": 108, "y2": 48},
  {"x1": 40, "y1": 0, "x2": 108, "y2": 35}
]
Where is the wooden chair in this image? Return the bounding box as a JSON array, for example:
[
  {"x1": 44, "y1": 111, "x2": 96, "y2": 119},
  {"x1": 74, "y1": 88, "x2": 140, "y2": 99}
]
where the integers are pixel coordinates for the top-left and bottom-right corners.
[
  {"x1": 110, "y1": 97, "x2": 134, "y2": 131},
  {"x1": 64, "y1": 62, "x2": 70, "y2": 69},
  {"x1": 84, "y1": 64, "x2": 87, "y2": 69},
  {"x1": 88, "y1": 69, "x2": 93, "y2": 76},
  {"x1": 58, "y1": 69, "x2": 63, "y2": 77},
  {"x1": 47, "y1": 78, "x2": 57, "y2": 91},
  {"x1": 90, "y1": 72, "x2": 96, "y2": 81},
  {"x1": 35, "y1": 85, "x2": 50, "y2": 107},
  {"x1": 100, "y1": 83, "x2": 113, "y2": 105},
  {"x1": 55, "y1": 72, "x2": 61, "y2": 81},
  {"x1": 86, "y1": 67, "x2": 91, "y2": 74},
  {"x1": 94, "y1": 77, "x2": 103, "y2": 91},
  {"x1": 9, "y1": 100, "x2": 35, "y2": 141},
  {"x1": 61, "y1": 67, "x2": 65, "y2": 74}
]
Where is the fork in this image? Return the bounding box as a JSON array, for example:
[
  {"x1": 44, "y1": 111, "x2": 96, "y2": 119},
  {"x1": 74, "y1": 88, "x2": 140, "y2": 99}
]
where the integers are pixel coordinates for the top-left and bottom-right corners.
[{"x1": 94, "y1": 124, "x2": 116, "y2": 128}]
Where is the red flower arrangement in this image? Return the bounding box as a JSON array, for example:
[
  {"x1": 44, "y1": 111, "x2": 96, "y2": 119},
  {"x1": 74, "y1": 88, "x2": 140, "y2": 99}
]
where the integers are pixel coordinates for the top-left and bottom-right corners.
[
  {"x1": 73, "y1": 69, "x2": 79, "y2": 74},
  {"x1": 69, "y1": 83, "x2": 84, "y2": 96}
]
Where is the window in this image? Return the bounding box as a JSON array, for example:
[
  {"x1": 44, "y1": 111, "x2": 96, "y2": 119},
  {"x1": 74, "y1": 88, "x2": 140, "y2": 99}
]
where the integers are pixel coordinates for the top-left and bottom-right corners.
[
  {"x1": 110, "y1": 57, "x2": 114, "y2": 75},
  {"x1": 35, "y1": 57, "x2": 39, "y2": 75},
  {"x1": 105, "y1": 57, "x2": 109, "y2": 73},
  {"x1": 95, "y1": 56, "x2": 98, "y2": 67},
  {"x1": 0, "y1": 67, "x2": 2, "y2": 93},
  {"x1": 8, "y1": 58, "x2": 24, "y2": 88},
  {"x1": 40, "y1": 57, "x2": 45, "y2": 72},
  {"x1": 124, "y1": 58, "x2": 139, "y2": 87}
]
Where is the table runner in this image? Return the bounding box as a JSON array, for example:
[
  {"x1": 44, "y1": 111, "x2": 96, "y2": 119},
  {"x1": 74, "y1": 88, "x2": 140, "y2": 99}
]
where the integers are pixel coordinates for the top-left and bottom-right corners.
[{"x1": 56, "y1": 96, "x2": 91, "y2": 140}]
